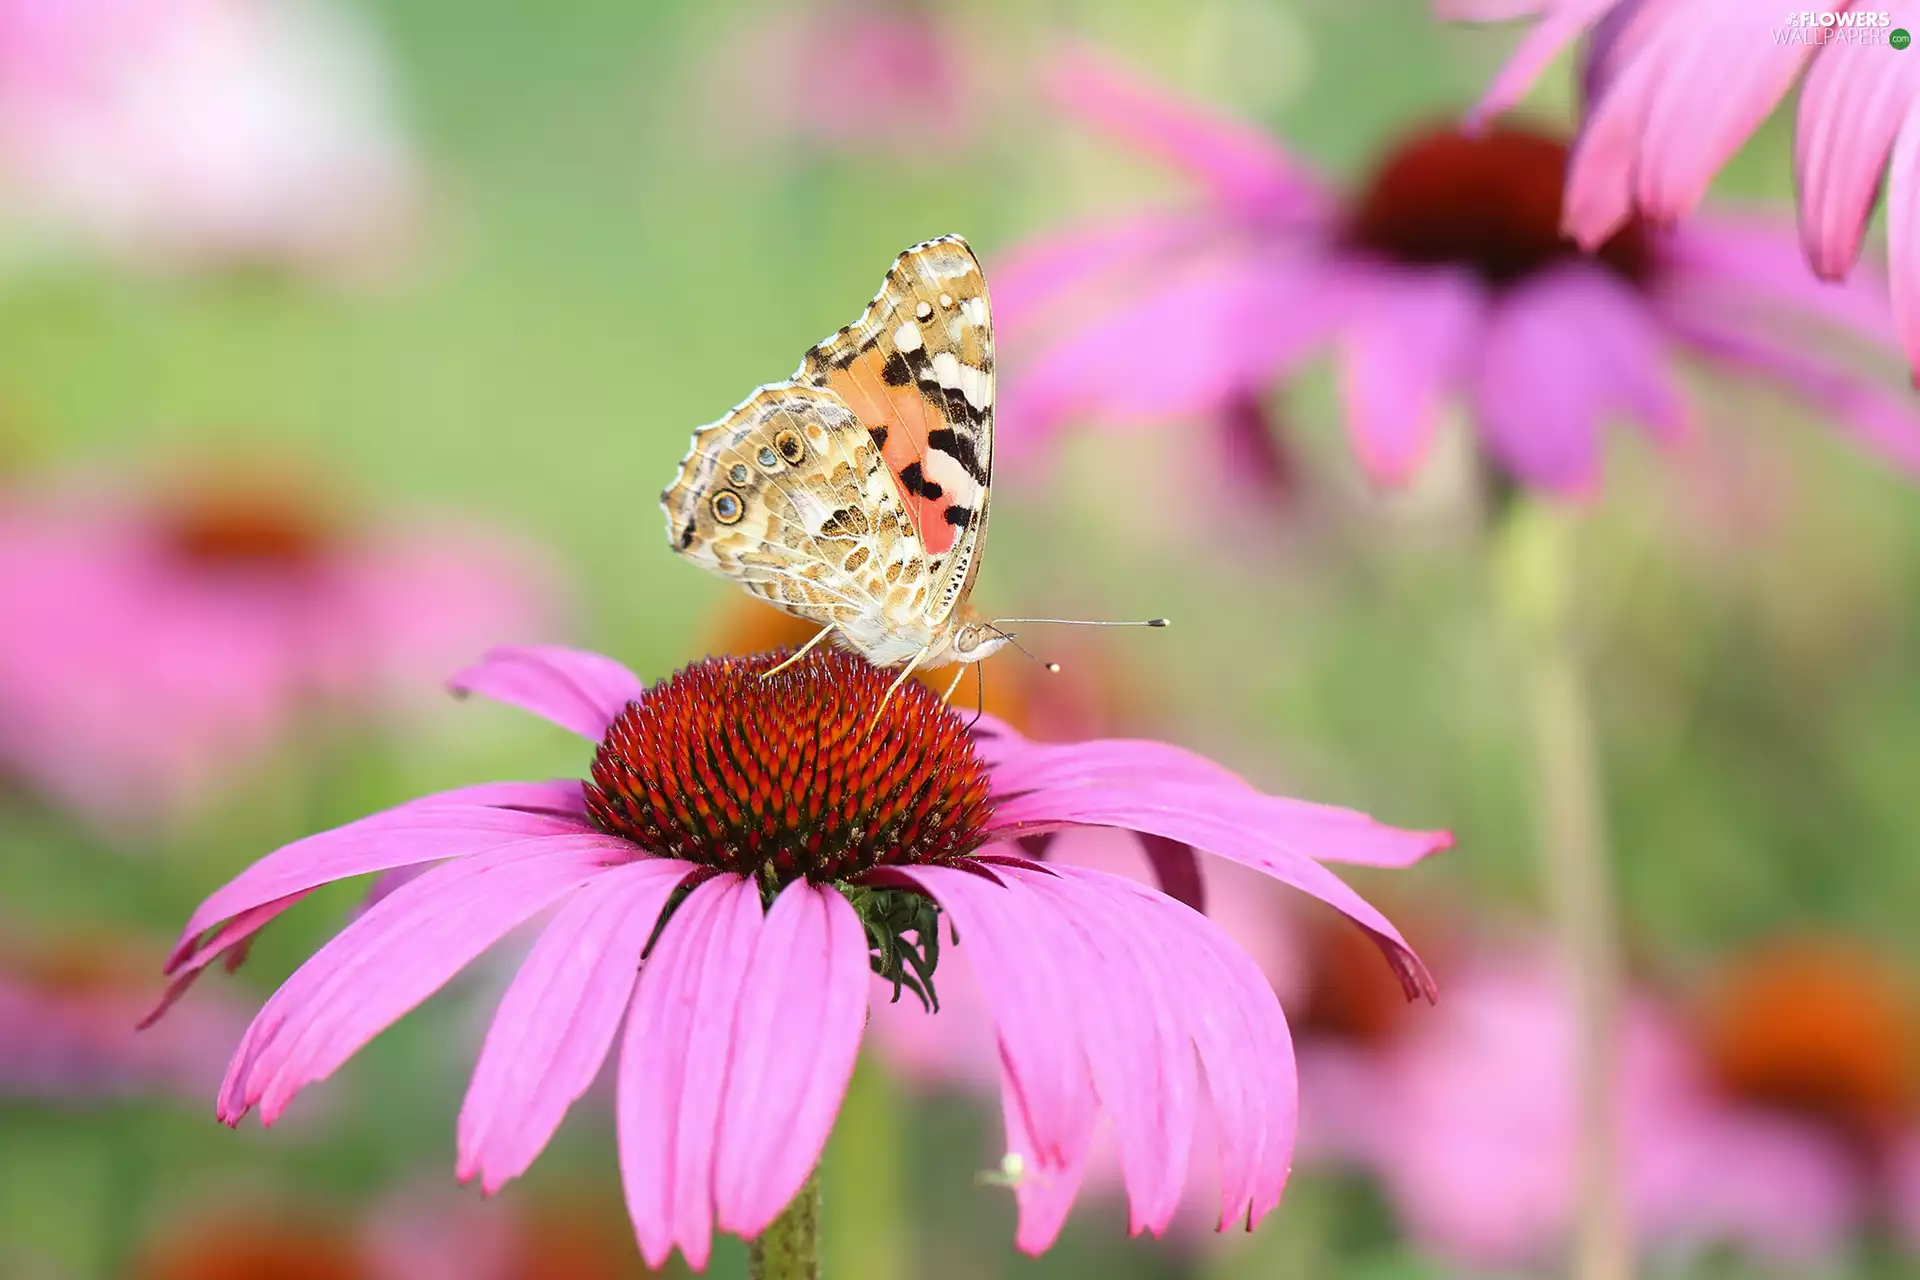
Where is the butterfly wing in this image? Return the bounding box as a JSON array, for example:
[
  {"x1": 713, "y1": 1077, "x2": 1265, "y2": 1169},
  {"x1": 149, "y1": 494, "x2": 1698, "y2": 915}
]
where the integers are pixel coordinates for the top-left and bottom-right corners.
[
  {"x1": 796, "y1": 234, "x2": 993, "y2": 629},
  {"x1": 661, "y1": 382, "x2": 930, "y2": 650}
]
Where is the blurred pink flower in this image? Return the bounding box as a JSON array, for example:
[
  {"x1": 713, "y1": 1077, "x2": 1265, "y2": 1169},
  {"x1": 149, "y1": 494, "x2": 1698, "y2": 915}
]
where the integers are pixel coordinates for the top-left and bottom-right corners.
[
  {"x1": 1441, "y1": 0, "x2": 1920, "y2": 380},
  {"x1": 704, "y1": 0, "x2": 977, "y2": 159},
  {"x1": 1299, "y1": 938, "x2": 1920, "y2": 1267},
  {"x1": 998, "y1": 49, "x2": 1920, "y2": 499},
  {"x1": 0, "y1": 927, "x2": 246, "y2": 1104},
  {"x1": 0, "y1": 0, "x2": 420, "y2": 276},
  {"x1": 151, "y1": 644, "x2": 1446, "y2": 1267},
  {"x1": 0, "y1": 471, "x2": 559, "y2": 835}
]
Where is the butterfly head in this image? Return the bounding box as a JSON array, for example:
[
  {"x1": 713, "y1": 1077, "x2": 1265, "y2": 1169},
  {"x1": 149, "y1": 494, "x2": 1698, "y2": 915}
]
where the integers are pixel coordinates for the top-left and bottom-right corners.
[{"x1": 948, "y1": 616, "x2": 1010, "y2": 665}]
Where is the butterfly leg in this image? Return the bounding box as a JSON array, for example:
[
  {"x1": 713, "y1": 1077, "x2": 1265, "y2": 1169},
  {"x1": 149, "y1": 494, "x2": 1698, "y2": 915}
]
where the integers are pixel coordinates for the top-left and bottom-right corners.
[
  {"x1": 937, "y1": 664, "x2": 967, "y2": 705},
  {"x1": 866, "y1": 645, "x2": 931, "y2": 737},
  {"x1": 761, "y1": 623, "x2": 838, "y2": 679}
]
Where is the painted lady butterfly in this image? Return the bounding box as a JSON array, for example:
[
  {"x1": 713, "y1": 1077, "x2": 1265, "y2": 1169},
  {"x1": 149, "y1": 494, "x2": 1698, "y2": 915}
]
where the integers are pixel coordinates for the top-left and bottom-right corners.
[{"x1": 662, "y1": 235, "x2": 1006, "y2": 693}]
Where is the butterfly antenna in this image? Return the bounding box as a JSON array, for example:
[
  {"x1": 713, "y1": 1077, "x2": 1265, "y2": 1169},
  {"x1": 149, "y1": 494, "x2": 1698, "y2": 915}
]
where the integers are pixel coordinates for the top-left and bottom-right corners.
[
  {"x1": 984, "y1": 624, "x2": 1060, "y2": 675},
  {"x1": 990, "y1": 617, "x2": 1170, "y2": 629}
]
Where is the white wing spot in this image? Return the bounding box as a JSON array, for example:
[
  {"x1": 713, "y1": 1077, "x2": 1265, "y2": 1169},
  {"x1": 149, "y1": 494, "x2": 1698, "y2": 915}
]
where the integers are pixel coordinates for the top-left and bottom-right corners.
[
  {"x1": 960, "y1": 296, "x2": 988, "y2": 327},
  {"x1": 893, "y1": 321, "x2": 923, "y2": 352},
  {"x1": 931, "y1": 352, "x2": 992, "y2": 410},
  {"x1": 915, "y1": 300, "x2": 934, "y2": 321},
  {"x1": 938, "y1": 292, "x2": 954, "y2": 308}
]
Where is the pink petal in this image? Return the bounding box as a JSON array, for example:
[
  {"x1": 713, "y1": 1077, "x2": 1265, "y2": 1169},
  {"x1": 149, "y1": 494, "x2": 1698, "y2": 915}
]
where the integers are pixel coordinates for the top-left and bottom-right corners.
[
  {"x1": 991, "y1": 211, "x2": 1221, "y2": 351},
  {"x1": 617, "y1": 875, "x2": 763, "y2": 1271},
  {"x1": 169, "y1": 782, "x2": 593, "y2": 971},
  {"x1": 1046, "y1": 45, "x2": 1322, "y2": 215},
  {"x1": 985, "y1": 783, "x2": 1436, "y2": 1001},
  {"x1": 1794, "y1": 12, "x2": 1920, "y2": 280},
  {"x1": 902, "y1": 866, "x2": 1100, "y2": 1178},
  {"x1": 1459, "y1": 0, "x2": 1621, "y2": 128},
  {"x1": 987, "y1": 744, "x2": 1452, "y2": 867},
  {"x1": 449, "y1": 645, "x2": 643, "y2": 740},
  {"x1": 1337, "y1": 267, "x2": 1486, "y2": 486},
  {"x1": 1009, "y1": 868, "x2": 1197, "y2": 1235},
  {"x1": 1887, "y1": 100, "x2": 1920, "y2": 380},
  {"x1": 456, "y1": 856, "x2": 694, "y2": 1193},
  {"x1": 219, "y1": 834, "x2": 631, "y2": 1126},
  {"x1": 1000, "y1": 249, "x2": 1346, "y2": 437},
  {"x1": 1138, "y1": 834, "x2": 1205, "y2": 914},
  {"x1": 713, "y1": 883, "x2": 870, "y2": 1236},
  {"x1": 1561, "y1": 1, "x2": 1710, "y2": 247},
  {"x1": 994, "y1": 1053, "x2": 1093, "y2": 1255},
  {"x1": 1665, "y1": 309, "x2": 1920, "y2": 474},
  {"x1": 1471, "y1": 264, "x2": 1682, "y2": 492},
  {"x1": 1660, "y1": 213, "x2": 1897, "y2": 344}
]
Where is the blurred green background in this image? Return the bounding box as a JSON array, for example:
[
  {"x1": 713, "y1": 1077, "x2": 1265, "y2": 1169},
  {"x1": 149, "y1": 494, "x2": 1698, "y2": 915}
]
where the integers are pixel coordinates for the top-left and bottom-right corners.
[{"x1": 3, "y1": 0, "x2": 1917, "y2": 1277}]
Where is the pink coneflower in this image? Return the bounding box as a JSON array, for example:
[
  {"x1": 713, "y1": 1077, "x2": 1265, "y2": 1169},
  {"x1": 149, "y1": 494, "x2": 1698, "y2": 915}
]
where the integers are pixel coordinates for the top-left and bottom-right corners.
[
  {"x1": 0, "y1": 0, "x2": 419, "y2": 276},
  {"x1": 0, "y1": 927, "x2": 246, "y2": 1103},
  {"x1": 151, "y1": 643, "x2": 1446, "y2": 1268},
  {"x1": 1301, "y1": 937, "x2": 1920, "y2": 1267},
  {"x1": 0, "y1": 470, "x2": 557, "y2": 835},
  {"x1": 997, "y1": 49, "x2": 1920, "y2": 499},
  {"x1": 1441, "y1": 0, "x2": 1920, "y2": 379}
]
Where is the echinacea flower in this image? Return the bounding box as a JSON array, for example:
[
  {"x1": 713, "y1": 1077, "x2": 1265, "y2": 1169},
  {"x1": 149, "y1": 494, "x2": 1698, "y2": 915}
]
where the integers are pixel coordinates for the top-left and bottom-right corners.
[
  {"x1": 151, "y1": 643, "x2": 1446, "y2": 1267},
  {"x1": 997, "y1": 49, "x2": 1920, "y2": 499},
  {"x1": 1301, "y1": 937, "x2": 1920, "y2": 1267},
  {"x1": 0, "y1": 0, "x2": 419, "y2": 276},
  {"x1": 1441, "y1": 0, "x2": 1920, "y2": 379},
  {"x1": 0, "y1": 927, "x2": 245, "y2": 1104},
  {"x1": 0, "y1": 470, "x2": 557, "y2": 835}
]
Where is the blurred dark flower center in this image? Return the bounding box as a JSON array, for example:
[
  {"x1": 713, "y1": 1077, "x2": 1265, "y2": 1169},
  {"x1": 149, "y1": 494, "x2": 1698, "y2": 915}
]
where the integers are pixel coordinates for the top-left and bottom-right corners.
[
  {"x1": 1292, "y1": 911, "x2": 1420, "y2": 1044},
  {"x1": 162, "y1": 484, "x2": 332, "y2": 570},
  {"x1": 1699, "y1": 942, "x2": 1918, "y2": 1142},
  {"x1": 1344, "y1": 125, "x2": 1653, "y2": 288},
  {"x1": 137, "y1": 1222, "x2": 368, "y2": 1280},
  {"x1": 586, "y1": 649, "x2": 994, "y2": 886}
]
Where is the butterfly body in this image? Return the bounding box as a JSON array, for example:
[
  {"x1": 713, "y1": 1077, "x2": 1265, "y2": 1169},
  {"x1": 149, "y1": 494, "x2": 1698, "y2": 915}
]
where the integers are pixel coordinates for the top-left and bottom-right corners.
[{"x1": 663, "y1": 235, "x2": 1005, "y2": 671}]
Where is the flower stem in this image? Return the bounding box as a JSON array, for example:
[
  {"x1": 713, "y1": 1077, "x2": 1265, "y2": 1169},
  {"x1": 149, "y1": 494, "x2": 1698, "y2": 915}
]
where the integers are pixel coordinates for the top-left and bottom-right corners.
[
  {"x1": 1496, "y1": 500, "x2": 1632, "y2": 1280},
  {"x1": 750, "y1": 1167, "x2": 822, "y2": 1280}
]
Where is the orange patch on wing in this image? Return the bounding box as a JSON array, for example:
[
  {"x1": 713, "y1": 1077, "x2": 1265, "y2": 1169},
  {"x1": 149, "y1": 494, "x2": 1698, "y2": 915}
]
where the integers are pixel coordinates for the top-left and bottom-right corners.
[{"x1": 824, "y1": 354, "x2": 961, "y2": 556}]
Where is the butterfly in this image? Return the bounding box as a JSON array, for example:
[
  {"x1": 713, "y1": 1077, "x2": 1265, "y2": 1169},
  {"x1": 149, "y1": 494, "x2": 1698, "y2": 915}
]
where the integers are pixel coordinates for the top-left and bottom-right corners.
[{"x1": 661, "y1": 235, "x2": 1009, "y2": 697}]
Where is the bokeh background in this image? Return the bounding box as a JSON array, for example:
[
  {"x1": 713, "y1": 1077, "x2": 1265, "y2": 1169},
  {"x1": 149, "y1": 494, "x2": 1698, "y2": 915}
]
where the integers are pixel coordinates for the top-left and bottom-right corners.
[{"x1": 3, "y1": 0, "x2": 1918, "y2": 1276}]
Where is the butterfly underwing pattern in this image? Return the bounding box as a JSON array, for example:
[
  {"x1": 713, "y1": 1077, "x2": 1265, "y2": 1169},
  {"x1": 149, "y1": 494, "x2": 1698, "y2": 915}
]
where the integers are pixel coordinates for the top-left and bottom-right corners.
[{"x1": 661, "y1": 235, "x2": 1006, "y2": 671}]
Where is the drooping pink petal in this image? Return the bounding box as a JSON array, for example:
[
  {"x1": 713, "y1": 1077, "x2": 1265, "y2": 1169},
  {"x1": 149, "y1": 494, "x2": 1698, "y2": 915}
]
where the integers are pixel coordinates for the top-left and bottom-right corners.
[
  {"x1": 995, "y1": 1054, "x2": 1092, "y2": 1255},
  {"x1": 1561, "y1": 1, "x2": 1711, "y2": 247},
  {"x1": 168, "y1": 782, "x2": 594, "y2": 971},
  {"x1": 1793, "y1": 8, "x2": 1920, "y2": 280},
  {"x1": 1471, "y1": 264, "x2": 1684, "y2": 491},
  {"x1": 1660, "y1": 213, "x2": 1897, "y2": 345},
  {"x1": 902, "y1": 865, "x2": 1100, "y2": 1179},
  {"x1": 1337, "y1": 266, "x2": 1486, "y2": 486},
  {"x1": 1046, "y1": 45, "x2": 1324, "y2": 216},
  {"x1": 218, "y1": 833, "x2": 631, "y2": 1126},
  {"x1": 1886, "y1": 101, "x2": 1920, "y2": 380},
  {"x1": 449, "y1": 645, "x2": 643, "y2": 740},
  {"x1": 1459, "y1": 0, "x2": 1621, "y2": 128},
  {"x1": 1665, "y1": 309, "x2": 1920, "y2": 475},
  {"x1": 1629, "y1": 0, "x2": 1812, "y2": 225},
  {"x1": 985, "y1": 782, "x2": 1437, "y2": 1001},
  {"x1": 988, "y1": 746, "x2": 1452, "y2": 868},
  {"x1": 714, "y1": 883, "x2": 870, "y2": 1237},
  {"x1": 991, "y1": 210, "x2": 1223, "y2": 352},
  {"x1": 617, "y1": 875, "x2": 763, "y2": 1272},
  {"x1": 1009, "y1": 868, "x2": 1197, "y2": 1235},
  {"x1": 457, "y1": 856, "x2": 695, "y2": 1194}
]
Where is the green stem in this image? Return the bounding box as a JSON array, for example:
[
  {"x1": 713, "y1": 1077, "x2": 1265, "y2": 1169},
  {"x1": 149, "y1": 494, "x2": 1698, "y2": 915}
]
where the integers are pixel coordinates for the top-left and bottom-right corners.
[
  {"x1": 1497, "y1": 501, "x2": 1632, "y2": 1280},
  {"x1": 750, "y1": 1168, "x2": 822, "y2": 1280}
]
